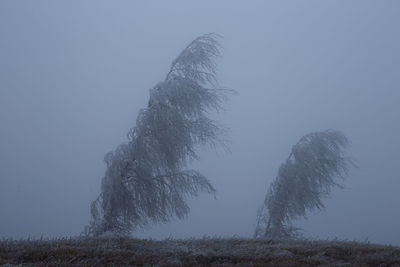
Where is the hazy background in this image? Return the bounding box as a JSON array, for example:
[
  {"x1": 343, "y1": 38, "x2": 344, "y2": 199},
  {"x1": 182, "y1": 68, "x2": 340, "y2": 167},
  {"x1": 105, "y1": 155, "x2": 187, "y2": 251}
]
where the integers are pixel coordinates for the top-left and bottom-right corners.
[{"x1": 1, "y1": 1, "x2": 399, "y2": 245}]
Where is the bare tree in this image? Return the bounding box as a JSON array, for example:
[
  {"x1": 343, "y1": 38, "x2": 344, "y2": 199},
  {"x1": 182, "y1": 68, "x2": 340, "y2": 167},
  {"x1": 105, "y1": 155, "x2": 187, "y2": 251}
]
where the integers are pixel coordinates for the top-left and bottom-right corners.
[
  {"x1": 87, "y1": 34, "x2": 232, "y2": 236},
  {"x1": 254, "y1": 130, "x2": 356, "y2": 240}
]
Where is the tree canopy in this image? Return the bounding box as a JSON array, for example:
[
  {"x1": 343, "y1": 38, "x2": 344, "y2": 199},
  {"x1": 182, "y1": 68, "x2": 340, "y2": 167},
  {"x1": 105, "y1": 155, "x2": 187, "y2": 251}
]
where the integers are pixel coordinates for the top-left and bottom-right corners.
[
  {"x1": 87, "y1": 34, "x2": 232, "y2": 236},
  {"x1": 255, "y1": 129, "x2": 356, "y2": 239}
]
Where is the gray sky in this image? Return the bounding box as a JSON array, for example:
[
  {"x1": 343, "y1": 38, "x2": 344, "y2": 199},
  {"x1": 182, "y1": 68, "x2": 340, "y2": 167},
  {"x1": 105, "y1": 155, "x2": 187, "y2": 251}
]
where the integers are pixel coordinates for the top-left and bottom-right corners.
[{"x1": 1, "y1": 1, "x2": 399, "y2": 245}]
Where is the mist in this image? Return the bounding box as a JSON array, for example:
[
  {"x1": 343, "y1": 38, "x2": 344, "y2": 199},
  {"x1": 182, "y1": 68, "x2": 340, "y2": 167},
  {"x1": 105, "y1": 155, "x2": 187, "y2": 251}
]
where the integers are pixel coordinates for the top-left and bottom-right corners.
[{"x1": 1, "y1": 1, "x2": 399, "y2": 245}]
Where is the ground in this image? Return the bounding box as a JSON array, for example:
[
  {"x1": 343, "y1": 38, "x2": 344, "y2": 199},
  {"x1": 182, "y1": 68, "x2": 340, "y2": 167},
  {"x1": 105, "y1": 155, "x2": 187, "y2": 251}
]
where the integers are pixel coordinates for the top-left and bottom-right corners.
[{"x1": 1, "y1": 236, "x2": 399, "y2": 266}]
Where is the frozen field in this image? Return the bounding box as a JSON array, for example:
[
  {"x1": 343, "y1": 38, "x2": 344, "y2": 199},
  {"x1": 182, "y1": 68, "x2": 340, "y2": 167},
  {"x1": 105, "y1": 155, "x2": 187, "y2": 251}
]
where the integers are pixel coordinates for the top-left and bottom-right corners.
[{"x1": 1, "y1": 237, "x2": 399, "y2": 266}]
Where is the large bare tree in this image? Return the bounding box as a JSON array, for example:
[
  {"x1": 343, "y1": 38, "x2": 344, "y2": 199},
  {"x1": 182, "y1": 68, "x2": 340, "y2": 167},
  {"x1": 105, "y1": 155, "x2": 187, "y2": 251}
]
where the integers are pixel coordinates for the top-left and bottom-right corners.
[
  {"x1": 255, "y1": 130, "x2": 356, "y2": 239},
  {"x1": 87, "y1": 34, "x2": 232, "y2": 236}
]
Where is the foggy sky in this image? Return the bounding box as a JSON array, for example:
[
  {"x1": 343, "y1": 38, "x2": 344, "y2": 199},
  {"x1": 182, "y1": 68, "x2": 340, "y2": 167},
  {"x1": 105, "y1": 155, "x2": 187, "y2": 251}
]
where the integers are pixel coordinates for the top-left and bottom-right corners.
[{"x1": 1, "y1": 1, "x2": 399, "y2": 245}]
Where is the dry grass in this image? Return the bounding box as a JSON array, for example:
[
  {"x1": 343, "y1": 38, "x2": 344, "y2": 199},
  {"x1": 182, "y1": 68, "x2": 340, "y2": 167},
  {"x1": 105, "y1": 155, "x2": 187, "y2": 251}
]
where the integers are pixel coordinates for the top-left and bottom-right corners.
[{"x1": 1, "y1": 236, "x2": 399, "y2": 266}]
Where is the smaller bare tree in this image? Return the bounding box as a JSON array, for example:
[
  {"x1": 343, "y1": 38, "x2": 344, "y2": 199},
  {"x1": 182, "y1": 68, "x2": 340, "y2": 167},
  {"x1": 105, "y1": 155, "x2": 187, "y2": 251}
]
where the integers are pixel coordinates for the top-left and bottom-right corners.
[{"x1": 255, "y1": 129, "x2": 356, "y2": 239}]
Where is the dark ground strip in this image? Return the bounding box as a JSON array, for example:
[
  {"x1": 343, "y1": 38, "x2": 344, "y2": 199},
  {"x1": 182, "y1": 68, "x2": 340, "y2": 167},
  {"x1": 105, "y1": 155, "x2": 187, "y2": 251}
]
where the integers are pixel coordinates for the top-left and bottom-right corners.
[{"x1": 1, "y1": 237, "x2": 399, "y2": 266}]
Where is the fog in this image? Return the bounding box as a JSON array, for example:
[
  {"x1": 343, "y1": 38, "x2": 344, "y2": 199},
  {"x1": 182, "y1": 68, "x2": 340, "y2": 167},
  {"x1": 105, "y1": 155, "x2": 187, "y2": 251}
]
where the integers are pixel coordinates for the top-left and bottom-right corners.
[{"x1": 1, "y1": 1, "x2": 399, "y2": 245}]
